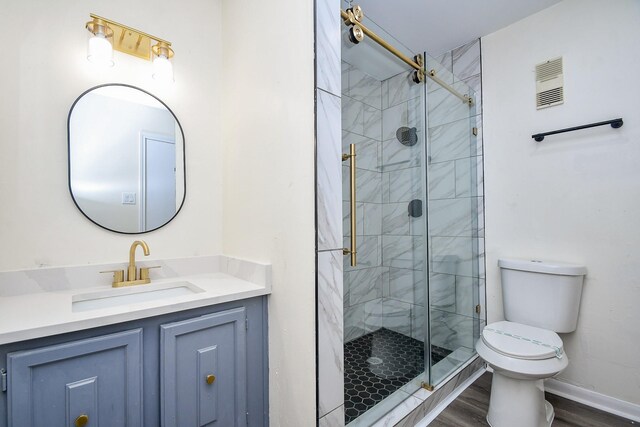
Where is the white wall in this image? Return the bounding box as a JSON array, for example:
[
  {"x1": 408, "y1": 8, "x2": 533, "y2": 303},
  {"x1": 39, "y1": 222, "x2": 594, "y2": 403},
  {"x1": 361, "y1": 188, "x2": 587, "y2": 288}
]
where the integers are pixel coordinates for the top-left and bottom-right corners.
[
  {"x1": 220, "y1": 0, "x2": 316, "y2": 425},
  {"x1": 483, "y1": 0, "x2": 640, "y2": 404},
  {"x1": 0, "y1": 0, "x2": 223, "y2": 270}
]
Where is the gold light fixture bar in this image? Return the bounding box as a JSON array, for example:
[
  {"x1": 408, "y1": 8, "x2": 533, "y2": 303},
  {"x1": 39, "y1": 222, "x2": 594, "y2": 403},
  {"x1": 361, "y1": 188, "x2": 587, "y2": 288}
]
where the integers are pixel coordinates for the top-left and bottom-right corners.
[
  {"x1": 88, "y1": 13, "x2": 172, "y2": 61},
  {"x1": 340, "y1": 7, "x2": 473, "y2": 106}
]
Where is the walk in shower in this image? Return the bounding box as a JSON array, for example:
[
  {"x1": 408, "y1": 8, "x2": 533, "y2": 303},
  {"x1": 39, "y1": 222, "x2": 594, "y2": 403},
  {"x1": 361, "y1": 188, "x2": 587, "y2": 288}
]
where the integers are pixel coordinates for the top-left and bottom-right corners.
[{"x1": 339, "y1": 6, "x2": 484, "y2": 424}]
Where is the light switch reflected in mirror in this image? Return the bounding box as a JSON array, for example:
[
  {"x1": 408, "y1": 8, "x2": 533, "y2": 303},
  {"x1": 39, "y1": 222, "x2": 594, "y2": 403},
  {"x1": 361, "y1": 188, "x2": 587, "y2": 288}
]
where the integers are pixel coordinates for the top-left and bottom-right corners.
[{"x1": 68, "y1": 84, "x2": 185, "y2": 233}]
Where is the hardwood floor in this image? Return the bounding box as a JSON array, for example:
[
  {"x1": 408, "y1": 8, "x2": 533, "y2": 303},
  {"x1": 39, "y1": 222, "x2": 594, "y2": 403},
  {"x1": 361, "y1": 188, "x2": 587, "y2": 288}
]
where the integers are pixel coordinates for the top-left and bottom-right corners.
[{"x1": 430, "y1": 372, "x2": 636, "y2": 427}]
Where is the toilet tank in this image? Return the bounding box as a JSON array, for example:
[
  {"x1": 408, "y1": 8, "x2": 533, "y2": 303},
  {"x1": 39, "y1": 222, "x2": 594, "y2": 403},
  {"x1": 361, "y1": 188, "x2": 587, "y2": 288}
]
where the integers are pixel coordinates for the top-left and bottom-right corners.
[{"x1": 499, "y1": 259, "x2": 586, "y2": 333}]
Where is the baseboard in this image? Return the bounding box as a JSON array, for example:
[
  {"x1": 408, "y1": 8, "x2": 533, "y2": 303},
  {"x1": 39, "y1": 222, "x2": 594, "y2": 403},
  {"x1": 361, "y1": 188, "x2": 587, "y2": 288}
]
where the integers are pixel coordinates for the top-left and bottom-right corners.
[
  {"x1": 545, "y1": 378, "x2": 640, "y2": 422},
  {"x1": 414, "y1": 367, "x2": 487, "y2": 426}
]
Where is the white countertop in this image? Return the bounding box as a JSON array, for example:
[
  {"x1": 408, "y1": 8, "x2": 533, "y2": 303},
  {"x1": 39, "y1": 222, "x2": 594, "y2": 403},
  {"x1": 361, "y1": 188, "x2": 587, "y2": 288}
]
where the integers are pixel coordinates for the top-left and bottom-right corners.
[{"x1": 0, "y1": 256, "x2": 271, "y2": 345}]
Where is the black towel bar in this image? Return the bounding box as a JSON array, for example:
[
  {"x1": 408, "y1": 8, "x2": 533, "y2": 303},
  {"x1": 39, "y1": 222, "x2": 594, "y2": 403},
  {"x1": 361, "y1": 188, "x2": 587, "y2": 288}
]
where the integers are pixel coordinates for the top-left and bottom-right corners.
[{"x1": 532, "y1": 118, "x2": 623, "y2": 142}]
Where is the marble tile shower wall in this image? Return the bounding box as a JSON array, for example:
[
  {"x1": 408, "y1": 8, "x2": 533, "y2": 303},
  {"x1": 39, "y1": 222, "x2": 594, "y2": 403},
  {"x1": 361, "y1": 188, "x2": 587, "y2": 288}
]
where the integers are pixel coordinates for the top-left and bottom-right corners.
[
  {"x1": 379, "y1": 71, "x2": 427, "y2": 343},
  {"x1": 342, "y1": 63, "x2": 429, "y2": 345},
  {"x1": 427, "y1": 39, "x2": 486, "y2": 353},
  {"x1": 341, "y1": 61, "x2": 387, "y2": 344},
  {"x1": 316, "y1": 0, "x2": 345, "y2": 423}
]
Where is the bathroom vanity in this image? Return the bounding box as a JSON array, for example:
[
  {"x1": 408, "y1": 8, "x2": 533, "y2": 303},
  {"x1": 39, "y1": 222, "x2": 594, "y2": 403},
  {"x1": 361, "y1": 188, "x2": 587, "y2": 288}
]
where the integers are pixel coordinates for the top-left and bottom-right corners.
[{"x1": 0, "y1": 256, "x2": 270, "y2": 427}]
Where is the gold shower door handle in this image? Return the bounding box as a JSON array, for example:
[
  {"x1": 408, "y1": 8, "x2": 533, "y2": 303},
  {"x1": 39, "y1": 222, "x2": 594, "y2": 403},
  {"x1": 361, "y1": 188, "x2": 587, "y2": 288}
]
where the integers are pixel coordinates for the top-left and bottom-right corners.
[{"x1": 343, "y1": 143, "x2": 357, "y2": 266}]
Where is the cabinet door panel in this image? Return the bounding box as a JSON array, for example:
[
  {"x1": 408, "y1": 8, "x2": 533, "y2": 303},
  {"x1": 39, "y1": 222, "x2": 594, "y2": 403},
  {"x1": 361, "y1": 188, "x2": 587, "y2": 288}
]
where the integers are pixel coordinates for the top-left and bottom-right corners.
[
  {"x1": 7, "y1": 329, "x2": 143, "y2": 427},
  {"x1": 197, "y1": 345, "x2": 218, "y2": 424},
  {"x1": 161, "y1": 307, "x2": 247, "y2": 427},
  {"x1": 65, "y1": 377, "x2": 98, "y2": 427}
]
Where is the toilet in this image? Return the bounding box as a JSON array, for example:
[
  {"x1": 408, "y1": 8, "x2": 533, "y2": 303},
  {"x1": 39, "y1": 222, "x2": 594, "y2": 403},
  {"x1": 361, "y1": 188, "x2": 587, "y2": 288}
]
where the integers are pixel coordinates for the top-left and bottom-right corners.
[{"x1": 476, "y1": 258, "x2": 586, "y2": 427}]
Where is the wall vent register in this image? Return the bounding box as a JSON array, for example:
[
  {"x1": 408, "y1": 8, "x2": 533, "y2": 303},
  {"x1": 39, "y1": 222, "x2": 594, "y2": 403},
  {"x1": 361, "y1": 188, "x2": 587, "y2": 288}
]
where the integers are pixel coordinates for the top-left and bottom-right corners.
[{"x1": 536, "y1": 57, "x2": 564, "y2": 109}]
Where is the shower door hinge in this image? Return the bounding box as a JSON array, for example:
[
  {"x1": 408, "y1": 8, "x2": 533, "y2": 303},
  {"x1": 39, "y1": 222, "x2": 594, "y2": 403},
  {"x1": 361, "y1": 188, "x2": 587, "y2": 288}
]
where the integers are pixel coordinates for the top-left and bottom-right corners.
[
  {"x1": 472, "y1": 127, "x2": 478, "y2": 136},
  {"x1": 475, "y1": 304, "x2": 482, "y2": 314},
  {"x1": 1, "y1": 369, "x2": 6, "y2": 392},
  {"x1": 420, "y1": 382, "x2": 434, "y2": 392}
]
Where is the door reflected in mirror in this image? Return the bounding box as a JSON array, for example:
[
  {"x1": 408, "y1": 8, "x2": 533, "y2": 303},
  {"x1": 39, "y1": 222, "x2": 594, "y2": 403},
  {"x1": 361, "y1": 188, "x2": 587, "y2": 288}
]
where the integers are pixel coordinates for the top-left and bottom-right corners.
[{"x1": 68, "y1": 84, "x2": 185, "y2": 233}]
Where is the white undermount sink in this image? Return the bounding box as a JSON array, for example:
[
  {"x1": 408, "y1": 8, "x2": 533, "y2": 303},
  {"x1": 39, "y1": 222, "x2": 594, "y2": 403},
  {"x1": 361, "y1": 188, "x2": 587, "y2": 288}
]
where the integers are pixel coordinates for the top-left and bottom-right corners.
[{"x1": 72, "y1": 281, "x2": 205, "y2": 312}]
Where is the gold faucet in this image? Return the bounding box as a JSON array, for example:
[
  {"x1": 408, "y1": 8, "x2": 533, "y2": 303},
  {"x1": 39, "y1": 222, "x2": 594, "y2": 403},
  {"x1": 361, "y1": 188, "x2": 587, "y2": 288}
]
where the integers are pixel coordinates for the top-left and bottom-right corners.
[
  {"x1": 128, "y1": 240, "x2": 149, "y2": 282},
  {"x1": 100, "y1": 240, "x2": 161, "y2": 287}
]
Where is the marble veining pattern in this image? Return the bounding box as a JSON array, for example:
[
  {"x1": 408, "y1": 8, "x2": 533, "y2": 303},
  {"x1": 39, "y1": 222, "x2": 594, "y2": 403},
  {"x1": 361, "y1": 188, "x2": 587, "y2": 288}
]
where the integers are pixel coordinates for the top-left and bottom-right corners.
[
  {"x1": 318, "y1": 250, "x2": 345, "y2": 417},
  {"x1": 384, "y1": 72, "x2": 422, "y2": 109},
  {"x1": 363, "y1": 203, "x2": 382, "y2": 236},
  {"x1": 317, "y1": 90, "x2": 343, "y2": 251},
  {"x1": 433, "y1": 52, "x2": 452, "y2": 74},
  {"x1": 349, "y1": 67, "x2": 382, "y2": 108},
  {"x1": 382, "y1": 203, "x2": 410, "y2": 236},
  {"x1": 428, "y1": 118, "x2": 475, "y2": 163},
  {"x1": 343, "y1": 167, "x2": 382, "y2": 204},
  {"x1": 382, "y1": 235, "x2": 424, "y2": 271},
  {"x1": 427, "y1": 84, "x2": 472, "y2": 128},
  {"x1": 346, "y1": 267, "x2": 386, "y2": 305},
  {"x1": 429, "y1": 198, "x2": 475, "y2": 237},
  {"x1": 363, "y1": 298, "x2": 383, "y2": 332},
  {"x1": 428, "y1": 161, "x2": 456, "y2": 200},
  {"x1": 315, "y1": 0, "x2": 341, "y2": 95},
  {"x1": 382, "y1": 102, "x2": 408, "y2": 141},
  {"x1": 342, "y1": 61, "x2": 351, "y2": 96},
  {"x1": 388, "y1": 267, "x2": 426, "y2": 306},
  {"x1": 381, "y1": 137, "x2": 421, "y2": 172},
  {"x1": 316, "y1": 0, "x2": 344, "y2": 423},
  {"x1": 342, "y1": 96, "x2": 364, "y2": 135},
  {"x1": 319, "y1": 404, "x2": 345, "y2": 427},
  {"x1": 343, "y1": 235, "x2": 381, "y2": 272},
  {"x1": 430, "y1": 236, "x2": 476, "y2": 277},
  {"x1": 342, "y1": 131, "x2": 380, "y2": 172},
  {"x1": 430, "y1": 273, "x2": 456, "y2": 310},
  {"x1": 382, "y1": 298, "x2": 412, "y2": 336},
  {"x1": 455, "y1": 276, "x2": 477, "y2": 317},
  {"x1": 388, "y1": 167, "x2": 423, "y2": 203},
  {"x1": 430, "y1": 308, "x2": 475, "y2": 351},
  {"x1": 344, "y1": 301, "x2": 365, "y2": 343},
  {"x1": 452, "y1": 39, "x2": 481, "y2": 81},
  {"x1": 363, "y1": 104, "x2": 382, "y2": 140}
]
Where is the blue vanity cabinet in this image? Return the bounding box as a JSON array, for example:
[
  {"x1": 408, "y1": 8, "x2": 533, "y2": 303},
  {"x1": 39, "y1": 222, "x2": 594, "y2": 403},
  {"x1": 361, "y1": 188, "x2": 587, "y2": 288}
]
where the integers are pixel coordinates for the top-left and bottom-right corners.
[
  {"x1": 161, "y1": 307, "x2": 247, "y2": 427},
  {"x1": 0, "y1": 296, "x2": 268, "y2": 427},
  {"x1": 6, "y1": 329, "x2": 143, "y2": 427}
]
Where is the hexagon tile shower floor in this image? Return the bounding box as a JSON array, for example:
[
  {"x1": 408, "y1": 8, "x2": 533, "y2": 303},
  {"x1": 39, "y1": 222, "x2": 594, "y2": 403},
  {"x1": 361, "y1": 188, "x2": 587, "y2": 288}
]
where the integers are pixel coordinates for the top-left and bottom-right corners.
[{"x1": 344, "y1": 328, "x2": 451, "y2": 423}]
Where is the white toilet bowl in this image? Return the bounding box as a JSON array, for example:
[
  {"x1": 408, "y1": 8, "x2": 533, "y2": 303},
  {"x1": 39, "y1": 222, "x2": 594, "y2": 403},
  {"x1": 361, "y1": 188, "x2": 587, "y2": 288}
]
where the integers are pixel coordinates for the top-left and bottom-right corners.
[{"x1": 476, "y1": 321, "x2": 568, "y2": 427}]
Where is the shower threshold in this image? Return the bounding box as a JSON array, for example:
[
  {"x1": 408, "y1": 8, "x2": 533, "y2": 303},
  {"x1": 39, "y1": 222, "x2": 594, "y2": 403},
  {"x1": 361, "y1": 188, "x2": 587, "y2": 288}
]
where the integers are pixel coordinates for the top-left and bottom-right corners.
[{"x1": 344, "y1": 328, "x2": 451, "y2": 424}]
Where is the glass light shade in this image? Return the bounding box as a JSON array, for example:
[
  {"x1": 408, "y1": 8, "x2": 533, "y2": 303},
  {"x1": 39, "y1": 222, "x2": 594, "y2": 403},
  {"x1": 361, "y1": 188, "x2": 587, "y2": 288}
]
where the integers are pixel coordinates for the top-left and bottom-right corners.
[
  {"x1": 87, "y1": 34, "x2": 114, "y2": 67},
  {"x1": 152, "y1": 55, "x2": 174, "y2": 82}
]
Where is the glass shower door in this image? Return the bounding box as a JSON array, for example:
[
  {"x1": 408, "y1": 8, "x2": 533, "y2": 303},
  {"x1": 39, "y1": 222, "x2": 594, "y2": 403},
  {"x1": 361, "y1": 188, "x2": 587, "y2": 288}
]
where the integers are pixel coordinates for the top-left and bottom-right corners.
[
  {"x1": 341, "y1": 16, "x2": 430, "y2": 425},
  {"x1": 424, "y1": 52, "x2": 482, "y2": 386}
]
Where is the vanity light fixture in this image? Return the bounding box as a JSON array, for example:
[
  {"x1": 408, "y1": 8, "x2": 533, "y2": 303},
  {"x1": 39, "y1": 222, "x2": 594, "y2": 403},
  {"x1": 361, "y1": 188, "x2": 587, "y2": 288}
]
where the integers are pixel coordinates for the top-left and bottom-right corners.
[
  {"x1": 151, "y1": 41, "x2": 174, "y2": 82},
  {"x1": 86, "y1": 17, "x2": 114, "y2": 67},
  {"x1": 85, "y1": 14, "x2": 175, "y2": 81}
]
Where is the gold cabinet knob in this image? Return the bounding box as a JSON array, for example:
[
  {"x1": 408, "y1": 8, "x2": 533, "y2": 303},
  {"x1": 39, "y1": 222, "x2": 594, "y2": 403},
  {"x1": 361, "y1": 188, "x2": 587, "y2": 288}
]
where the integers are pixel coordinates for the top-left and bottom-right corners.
[
  {"x1": 75, "y1": 414, "x2": 89, "y2": 427},
  {"x1": 206, "y1": 374, "x2": 216, "y2": 385}
]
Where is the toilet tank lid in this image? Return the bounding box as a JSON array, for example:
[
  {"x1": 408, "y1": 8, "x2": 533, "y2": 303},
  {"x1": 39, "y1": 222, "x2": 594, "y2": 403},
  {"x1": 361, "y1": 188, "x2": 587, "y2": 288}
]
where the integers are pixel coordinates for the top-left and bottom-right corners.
[{"x1": 498, "y1": 258, "x2": 587, "y2": 276}]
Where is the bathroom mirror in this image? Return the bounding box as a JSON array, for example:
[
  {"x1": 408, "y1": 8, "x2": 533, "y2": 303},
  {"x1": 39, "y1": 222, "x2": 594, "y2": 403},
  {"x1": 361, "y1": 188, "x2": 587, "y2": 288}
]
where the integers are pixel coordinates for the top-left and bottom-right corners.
[{"x1": 68, "y1": 84, "x2": 185, "y2": 233}]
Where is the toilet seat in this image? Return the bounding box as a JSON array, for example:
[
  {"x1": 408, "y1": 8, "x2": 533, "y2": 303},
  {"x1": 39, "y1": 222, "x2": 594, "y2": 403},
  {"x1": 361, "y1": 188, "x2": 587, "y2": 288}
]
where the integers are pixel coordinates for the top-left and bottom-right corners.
[
  {"x1": 482, "y1": 321, "x2": 564, "y2": 360},
  {"x1": 476, "y1": 321, "x2": 568, "y2": 380}
]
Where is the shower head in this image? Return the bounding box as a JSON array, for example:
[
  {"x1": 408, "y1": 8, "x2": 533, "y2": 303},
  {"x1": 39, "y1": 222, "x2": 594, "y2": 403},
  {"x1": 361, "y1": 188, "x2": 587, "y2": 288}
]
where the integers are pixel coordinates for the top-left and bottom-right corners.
[{"x1": 396, "y1": 127, "x2": 418, "y2": 146}]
